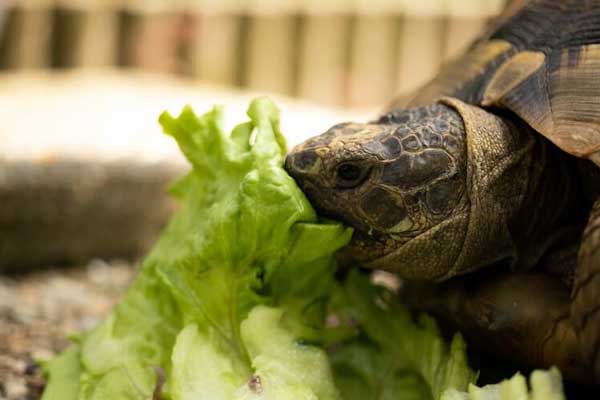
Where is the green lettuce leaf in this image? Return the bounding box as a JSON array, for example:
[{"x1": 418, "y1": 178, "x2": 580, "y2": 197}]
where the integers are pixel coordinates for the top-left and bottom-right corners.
[
  {"x1": 326, "y1": 272, "x2": 566, "y2": 400},
  {"x1": 326, "y1": 271, "x2": 476, "y2": 400},
  {"x1": 43, "y1": 97, "x2": 352, "y2": 400},
  {"x1": 441, "y1": 368, "x2": 565, "y2": 400},
  {"x1": 169, "y1": 306, "x2": 340, "y2": 399}
]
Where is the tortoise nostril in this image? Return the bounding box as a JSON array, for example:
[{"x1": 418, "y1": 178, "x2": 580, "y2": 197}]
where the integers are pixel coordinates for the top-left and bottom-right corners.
[{"x1": 286, "y1": 150, "x2": 318, "y2": 174}]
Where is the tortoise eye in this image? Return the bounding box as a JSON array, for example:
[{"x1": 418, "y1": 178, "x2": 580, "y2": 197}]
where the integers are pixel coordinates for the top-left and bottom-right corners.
[{"x1": 336, "y1": 162, "x2": 370, "y2": 189}]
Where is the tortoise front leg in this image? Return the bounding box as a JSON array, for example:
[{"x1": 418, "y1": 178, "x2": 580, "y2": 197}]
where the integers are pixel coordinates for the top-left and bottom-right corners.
[
  {"x1": 572, "y1": 197, "x2": 600, "y2": 380},
  {"x1": 406, "y1": 270, "x2": 593, "y2": 383}
]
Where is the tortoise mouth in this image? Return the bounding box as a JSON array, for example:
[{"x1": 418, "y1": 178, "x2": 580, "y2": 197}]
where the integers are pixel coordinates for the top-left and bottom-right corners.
[
  {"x1": 293, "y1": 178, "x2": 415, "y2": 268},
  {"x1": 336, "y1": 227, "x2": 412, "y2": 268}
]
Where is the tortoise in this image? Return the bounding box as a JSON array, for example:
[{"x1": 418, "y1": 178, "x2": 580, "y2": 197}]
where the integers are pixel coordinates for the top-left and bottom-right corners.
[{"x1": 285, "y1": 0, "x2": 600, "y2": 385}]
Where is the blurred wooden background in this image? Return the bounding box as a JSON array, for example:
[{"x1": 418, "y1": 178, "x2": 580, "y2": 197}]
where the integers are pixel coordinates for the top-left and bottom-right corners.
[{"x1": 0, "y1": 0, "x2": 506, "y2": 109}]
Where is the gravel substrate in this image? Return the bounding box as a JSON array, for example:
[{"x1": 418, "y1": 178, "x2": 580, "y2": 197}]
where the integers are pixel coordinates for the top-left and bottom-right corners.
[{"x1": 0, "y1": 260, "x2": 136, "y2": 400}]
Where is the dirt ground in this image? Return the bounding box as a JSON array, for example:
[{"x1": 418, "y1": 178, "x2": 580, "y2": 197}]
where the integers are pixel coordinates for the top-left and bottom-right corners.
[{"x1": 0, "y1": 260, "x2": 136, "y2": 400}]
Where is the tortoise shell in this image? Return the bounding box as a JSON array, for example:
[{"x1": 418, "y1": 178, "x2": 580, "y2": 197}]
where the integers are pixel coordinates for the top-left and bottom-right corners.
[{"x1": 392, "y1": 0, "x2": 600, "y2": 166}]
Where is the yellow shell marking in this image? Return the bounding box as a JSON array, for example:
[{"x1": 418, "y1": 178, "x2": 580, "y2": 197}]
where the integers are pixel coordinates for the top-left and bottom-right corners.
[{"x1": 482, "y1": 50, "x2": 546, "y2": 106}]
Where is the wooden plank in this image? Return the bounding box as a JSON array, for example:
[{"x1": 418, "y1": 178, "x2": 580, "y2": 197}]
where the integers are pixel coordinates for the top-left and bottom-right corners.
[
  {"x1": 348, "y1": 15, "x2": 398, "y2": 108},
  {"x1": 243, "y1": 15, "x2": 297, "y2": 96},
  {"x1": 71, "y1": 7, "x2": 119, "y2": 67},
  {"x1": 395, "y1": 15, "x2": 445, "y2": 96},
  {"x1": 49, "y1": 7, "x2": 80, "y2": 68},
  {"x1": 190, "y1": 13, "x2": 240, "y2": 86},
  {"x1": 296, "y1": 14, "x2": 349, "y2": 106},
  {"x1": 0, "y1": 6, "x2": 20, "y2": 69},
  {"x1": 120, "y1": 10, "x2": 182, "y2": 73},
  {"x1": 443, "y1": 0, "x2": 497, "y2": 61},
  {"x1": 4, "y1": 4, "x2": 53, "y2": 69},
  {"x1": 0, "y1": 3, "x2": 7, "y2": 32},
  {"x1": 444, "y1": 16, "x2": 486, "y2": 61}
]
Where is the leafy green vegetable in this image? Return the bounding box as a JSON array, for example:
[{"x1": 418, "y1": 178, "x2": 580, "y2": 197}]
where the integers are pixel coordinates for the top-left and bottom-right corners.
[
  {"x1": 169, "y1": 306, "x2": 340, "y2": 399},
  {"x1": 326, "y1": 273, "x2": 567, "y2": 400},
  {"x1": 43, "y1": 97, "x2": 351, "y2": 400},
  {"x1": 441, "y1": 368, "x2": 565, "y2": 400},
  {"x1": 327, "y1": 271, "x2": 476, "y2": 400},
  {"x1": 41, "y1": 346, "x2": 81, "y2": 399},
  {"x1": 42, "y1": 98, "x2": 568, "y2": 400}
]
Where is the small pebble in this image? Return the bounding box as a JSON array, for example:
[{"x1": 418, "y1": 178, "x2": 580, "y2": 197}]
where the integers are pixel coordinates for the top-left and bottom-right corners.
[{"x1": 248, "y1": 375, "x2": 263, "y2": 394}]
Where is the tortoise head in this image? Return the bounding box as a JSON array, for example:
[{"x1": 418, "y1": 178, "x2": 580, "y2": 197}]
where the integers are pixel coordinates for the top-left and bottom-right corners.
[{"x1": 285, "y1": 103, "x2": 470, "y2": 279}]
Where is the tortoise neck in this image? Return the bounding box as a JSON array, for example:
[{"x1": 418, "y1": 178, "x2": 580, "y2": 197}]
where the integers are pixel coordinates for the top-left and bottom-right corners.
[{"x1": 508, "y1": 122, "x2": 587, "y2": 270}]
